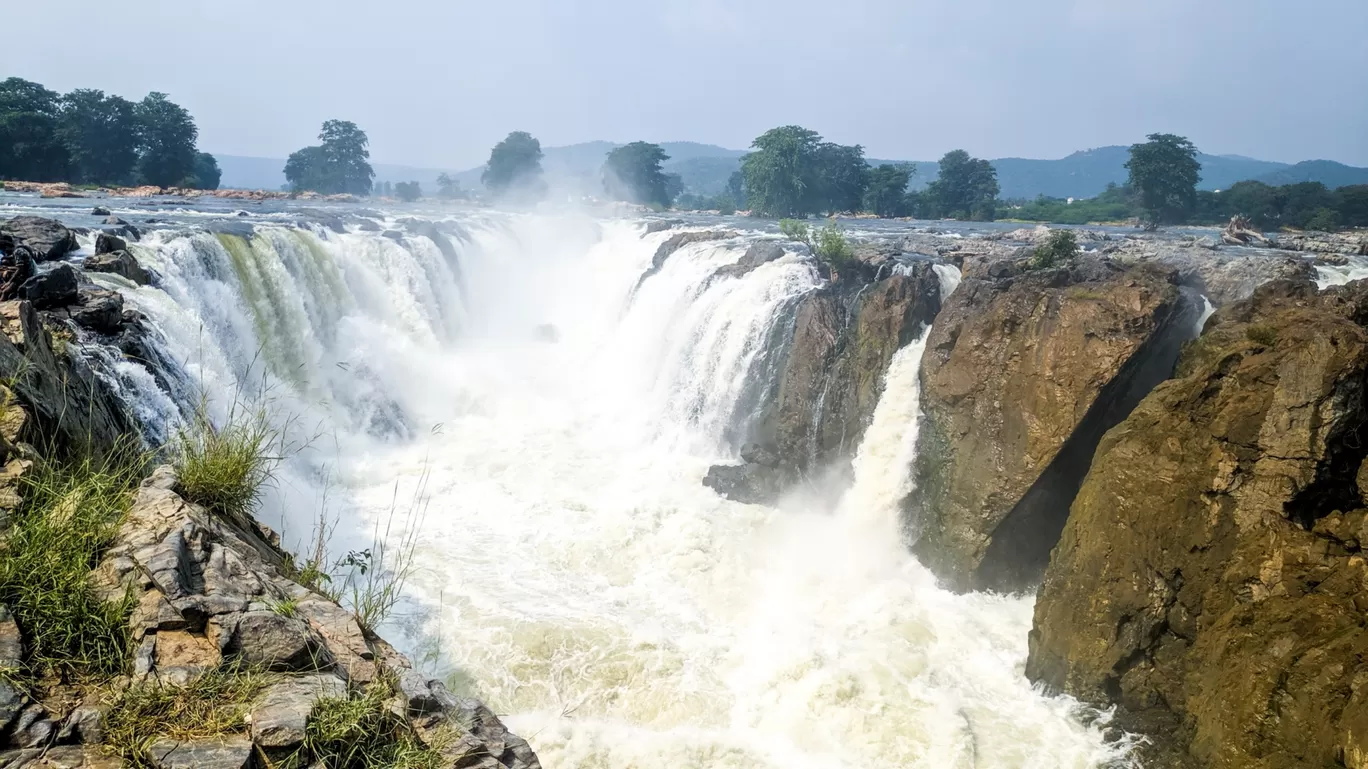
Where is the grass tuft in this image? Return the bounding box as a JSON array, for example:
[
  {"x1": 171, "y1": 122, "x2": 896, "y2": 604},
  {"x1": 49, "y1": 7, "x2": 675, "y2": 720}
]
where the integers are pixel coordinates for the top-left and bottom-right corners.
[
  {"x1": 103, "y1": 665, "x2": 276, "y2": 767},
  {"x1": 173, "y1": 398, "x2": 283, "y2": 522},
  {"x1": 1246, "y1": 324, "x2": 1278, "y2": 347},
  {"x1": 287, "y1": 681, "x2": 450, "y2": 769},
  {"x1": 0, "y1": 447, "x2": 144, "y2": 682}
]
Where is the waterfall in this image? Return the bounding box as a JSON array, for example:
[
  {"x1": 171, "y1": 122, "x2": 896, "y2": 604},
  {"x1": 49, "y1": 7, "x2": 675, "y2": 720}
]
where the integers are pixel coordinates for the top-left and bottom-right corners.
[{"x1": 102, "y1": 212, "x2": 1131, "y2": 769}]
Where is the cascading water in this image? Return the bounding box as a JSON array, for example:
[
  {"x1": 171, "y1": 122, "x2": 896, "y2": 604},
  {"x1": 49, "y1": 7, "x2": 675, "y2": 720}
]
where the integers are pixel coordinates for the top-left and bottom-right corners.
[{"x1": 106, "y1": 211, "x2": 1131, "y2": 769}]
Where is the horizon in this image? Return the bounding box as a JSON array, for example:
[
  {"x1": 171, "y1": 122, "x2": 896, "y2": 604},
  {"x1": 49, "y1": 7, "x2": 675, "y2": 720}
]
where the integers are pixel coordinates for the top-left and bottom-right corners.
[{"x1": 6, "y1": 0, "x2": 1366, "y2": 169}]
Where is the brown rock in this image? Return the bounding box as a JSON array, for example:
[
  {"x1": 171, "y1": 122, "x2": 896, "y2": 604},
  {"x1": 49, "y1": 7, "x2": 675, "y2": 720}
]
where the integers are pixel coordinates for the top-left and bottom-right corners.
[
  {"x1": 1028, "y1": 277, "x2": 1368, "y2": 769},
  {"x1": 909, "y1": 256, "x2": 1196, "y2": 591}
]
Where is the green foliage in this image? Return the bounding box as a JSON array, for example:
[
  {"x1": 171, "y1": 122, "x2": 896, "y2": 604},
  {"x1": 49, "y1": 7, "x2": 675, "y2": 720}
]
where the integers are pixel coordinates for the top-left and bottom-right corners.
[
  {"x1": 394, "y1": 181, "x2": 422, "y2": 202},
  {"x1": 189, "y1": 152, "x2": 221, "y2": 190},
  {"x1": 0, "y1": 78, "x2": 70, "y2": 182},
  {"x1": 603, "y1": 141, "x2": 674, "y2": 207},
  {"x1": 780, "y1": 219, "x2": 855, "y2": 272},
  {"x1": 286, "y1": 120, "x2": 375, "y2": 195},
  {"x1": 56, "y1": 89, "x2": 139, "y2": 185},
  {"x1": 864, "y1": 164, "x2": 915, "y2": 218},
  {"x1": 927, "y1": 150, "x2": 999, "y2": 220},
  {"x1": 173, "y1": 400, "x2": 283, "y2": 523},
  {"x1": 814, "y1": 142, "x2": 870, "y2": 214},
  {"x1": 673, "y1": 192, "x2": 736, "y2": 214},
  {"x1": 1305, "y1": 207, "x2": 1341, "y2": 232},
  {"x1": 1030, "y1": 230, "x2": 1078, "y2": 269},
  {"x1": 0, "y1": 449, "x2": 144, "y2": 682},
  {"x1": 287, "y1": 682, "x2": 449, "y2": 769},
  {"x1": 727, "y1": 170, "x2": 746, "y2": 209},
  {"x1": 135, "y1": 92, "x2": 199, "y2": 188},
  {"x1": 1126, "y1": 133, "x2": 1200, "y2": 227},
  {"x1": 482, "y1": 131, "x2": 545, "y2": 201},
  {"x1": 740, "y1": 126, "x2": 868, "y2": 218},
  {"x1": 104, "y1": 665, "x2": 276, "y2": 767},
  {"x1": 1246, "y1": 324, "x2": 1278, "y2": 347},
  {"x1": 999, "y1": 184, "x2": 1136, "y2": 225}
]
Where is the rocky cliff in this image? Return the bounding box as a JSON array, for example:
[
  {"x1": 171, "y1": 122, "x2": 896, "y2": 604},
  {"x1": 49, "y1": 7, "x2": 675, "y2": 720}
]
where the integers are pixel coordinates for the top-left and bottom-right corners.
[
  {"x1": 908, "y1": 256, "x2": 1198, "y2": 592},
  {"x1": 1028, "y1": 277, "x2": 1368, "y2": 769},
  {"x1": 704, "y1": 261, "x2": 943, "y2": 504}
]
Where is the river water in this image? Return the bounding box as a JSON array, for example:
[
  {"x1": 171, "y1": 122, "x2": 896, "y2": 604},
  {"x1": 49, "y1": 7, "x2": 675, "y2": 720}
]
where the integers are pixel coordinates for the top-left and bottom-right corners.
[{"x1": 5, "y1": 195, "x2": 1135, "y2": 768}]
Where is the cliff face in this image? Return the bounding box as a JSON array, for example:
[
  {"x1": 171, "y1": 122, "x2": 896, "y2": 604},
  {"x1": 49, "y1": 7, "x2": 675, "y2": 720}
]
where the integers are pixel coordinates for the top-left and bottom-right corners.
[
  {"x1": 704, "y1": 263, "x2": 942, "y2": 503},
  {"x1": 1028, "y1": 278, "x2": 1368, "y2": 769},
  {"x1": 908, "y1": 256, "x2": 1196, "y2": 592}
]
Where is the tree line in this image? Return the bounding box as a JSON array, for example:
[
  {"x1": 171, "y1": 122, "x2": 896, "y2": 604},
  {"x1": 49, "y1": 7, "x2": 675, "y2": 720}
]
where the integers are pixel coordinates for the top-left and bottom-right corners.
[{"x1": 0, "y1": 78, "x2": 219, "y2": 189}]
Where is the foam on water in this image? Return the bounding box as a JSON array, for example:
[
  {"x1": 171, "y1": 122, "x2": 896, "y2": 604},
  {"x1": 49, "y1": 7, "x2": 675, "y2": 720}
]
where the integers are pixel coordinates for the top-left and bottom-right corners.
[{"x1": 110, "y1": 213, "x2": 1131, "y2": 769}]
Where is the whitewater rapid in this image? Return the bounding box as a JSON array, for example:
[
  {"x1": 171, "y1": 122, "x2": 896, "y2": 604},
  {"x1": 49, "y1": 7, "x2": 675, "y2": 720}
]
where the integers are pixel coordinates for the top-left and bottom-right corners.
[{"x1": 100, "y1": 211, "x2": 1130, "y2": 769}]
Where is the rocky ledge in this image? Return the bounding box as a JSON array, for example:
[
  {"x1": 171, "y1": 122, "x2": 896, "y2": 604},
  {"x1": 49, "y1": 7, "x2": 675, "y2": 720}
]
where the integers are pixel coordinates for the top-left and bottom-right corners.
[{"x1": 1028, "y1": 277, "x2": 1368, "y2": 769}]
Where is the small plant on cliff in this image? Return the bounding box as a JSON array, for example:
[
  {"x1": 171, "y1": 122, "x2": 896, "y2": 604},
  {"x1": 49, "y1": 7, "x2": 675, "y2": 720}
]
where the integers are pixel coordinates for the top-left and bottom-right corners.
[
  {"x1": 780, "y1": 218, "x2": 856, "y2": 273},
  {"x1": 173, "y1": 397, "x2": 284, "y2": 522},
  {"x1": 104, "y1": 664, "x2": 277, "y2": 767},
  {"x1": 1246, "y1": 324, "x2": 1279, "y2": 347},
  {"x1": 284, "y1": 680, "x2": 449, "y2": 769},
  {"x1": 337, "y1": 473, "x2": 427, "y2": 633},
  {"x1": 0, "y1": 446, "x2": 144, "y2": 682},
  {"x1": 1029, "y1": 229, "x2": 1078, "y2": 269}
]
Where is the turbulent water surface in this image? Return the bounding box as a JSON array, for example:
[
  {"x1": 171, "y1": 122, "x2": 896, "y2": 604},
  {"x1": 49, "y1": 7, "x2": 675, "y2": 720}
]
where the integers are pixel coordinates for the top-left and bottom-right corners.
[{"x1": 12, "y1": 196, "x2": 1135, "y2": 768}]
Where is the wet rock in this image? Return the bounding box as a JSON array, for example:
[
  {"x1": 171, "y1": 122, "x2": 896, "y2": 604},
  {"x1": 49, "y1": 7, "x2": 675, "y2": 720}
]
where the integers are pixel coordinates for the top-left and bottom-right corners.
[
  {"x1": 93, "y1": 232, "x2": 125, "y2": 256},
  {"x1": 355, "y1": 218, "x2": 381, "y2": 232},
  {"x1": 90, "y1": 206, "x2": 111, "y2": 217},
  {"x1": 148, "y1": 737, "x2": 253, "y2": 769},
  {"x1": 381, "y1": 230, "x2": 405, "y2": 243},
  {"x1": 66, "y1": 289, "x2": 125, "y2": 335},
  {"x1": 18, "y1": 265, "x2": 79, "y2": 310},
  {"x1": 0, "y1": 217, "x2": 77, "y2": 262},
  {"x1": 702, "y1": 462, "x2": 787, "y2": 505},
  {"x1": 1028, "y1": 277, "x2": 1368, "y2": 769},
  {"x1": 642, "y1": 219, "x2": 682, "y2": 236},
  {"x1": 714, "y1": 241, "x2": 787, "y2": 280},
  {"x1": 249, "y1": 674, "x2": 347, "y2": 749},
  {"x1": 83, "y1": 250, "x2": 151, "y2": 285},
  {"x1": 909, "y1": 256, "x2": 1196, "y2": 592},
  {"x1": 634, "y1": 230, "x2": 736, "y2": 289}
]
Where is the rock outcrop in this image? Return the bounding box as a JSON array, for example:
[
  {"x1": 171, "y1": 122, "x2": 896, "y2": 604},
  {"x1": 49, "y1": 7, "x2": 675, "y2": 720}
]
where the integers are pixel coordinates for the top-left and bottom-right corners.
[
  {"x1": 83, "y1": 250, "x2": 151, "y2": 286},
  {"x1": 908, "y1": 256, "x2": 1198, "y2": 592},
  {"x1": 0, "y1": 218, "x2": 77, "y2": 262},
  {"x1": 1027, "y1": 277, "x2": 1368, "y2": 769},
  {"x1": 705, "y1": 262, "x2": 944, "y2": 503}
]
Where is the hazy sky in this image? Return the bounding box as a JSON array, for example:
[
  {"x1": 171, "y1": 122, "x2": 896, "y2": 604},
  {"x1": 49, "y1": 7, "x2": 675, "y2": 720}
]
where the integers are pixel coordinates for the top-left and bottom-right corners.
[{"x1": 9, "y1": 0, "x2": 1367, "y2": 168}]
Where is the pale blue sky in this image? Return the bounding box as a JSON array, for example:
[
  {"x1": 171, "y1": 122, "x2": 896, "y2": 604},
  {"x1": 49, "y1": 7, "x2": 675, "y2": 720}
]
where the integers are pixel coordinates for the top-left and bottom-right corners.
[{"x1": 8, "y1": 0, "x2": 1367, "y2": 167}]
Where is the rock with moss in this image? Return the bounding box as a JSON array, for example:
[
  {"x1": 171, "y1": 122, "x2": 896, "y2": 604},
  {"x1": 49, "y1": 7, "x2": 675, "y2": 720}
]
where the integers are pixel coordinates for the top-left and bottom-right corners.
[
  {"x1": 908, "y1": 255, "x2": 1199, "y2": 592},
  {"x1": 1027, "y1": 277, "x2": 1368, "y2": 769}
]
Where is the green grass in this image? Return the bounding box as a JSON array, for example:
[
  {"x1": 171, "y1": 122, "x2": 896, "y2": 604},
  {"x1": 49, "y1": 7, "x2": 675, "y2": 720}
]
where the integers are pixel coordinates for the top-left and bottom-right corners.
[
  {"x1": 103, "y1": 665, "x2": 277, "y2": 767},
  {"x1": 1030, "y1": 230, "x2": 1078, "y2": 270},
  {"x1": 0, "y1": 449, "x2": 144, "y2": 683},
  {"x1": 285, "y1": 681, "x2": 451, "y2": 769},
  {"x1": 173, "y1": 398, "x2": 282, "y2": 522},
  {"x1": 268, "y1": 595, "x2": 300, "y2": 618}
]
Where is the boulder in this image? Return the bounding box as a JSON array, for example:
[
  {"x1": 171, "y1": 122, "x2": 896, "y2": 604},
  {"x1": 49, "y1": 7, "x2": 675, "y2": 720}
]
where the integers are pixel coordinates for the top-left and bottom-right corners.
[
  {"x1": 216, "y1": 610, "x2": 333, "y2": 672},
  {"x1": 93, "y1": 232, "x2": 125, "y2": 256},
  {"x1": 1028, "y1": 277, "x2": 1368, "y2": 769},
  {"x1": 1220, "y1": 214, "x2": 1271, "y2": 247},
  {"x1": 908, "y1": 256, "x2": 1198, "y2": 592},
  {"x1": 633, "y1": 230, "x2": 736, "y2": 290},
  {"x1": 18, "y1": 265, "x2": 79, "y2": 310},
  {"x1": 83, "y1": 250, "x2": 151, "y2": 285},
  {"x1": 90, "y1": 206, "x2": 111, "y2": 217},
  {"x1": 0, "y1": 217, "x2": 77, "y2": 262},
  {"x1": 713, "y1": 241, "x2": 787, "y2": 280},
  {"x1": 66, "y1": 289, "x2": 125, "y2": 335},
  {"x1": 642, "y1": 219, "x2": 682, "y2": 236}
]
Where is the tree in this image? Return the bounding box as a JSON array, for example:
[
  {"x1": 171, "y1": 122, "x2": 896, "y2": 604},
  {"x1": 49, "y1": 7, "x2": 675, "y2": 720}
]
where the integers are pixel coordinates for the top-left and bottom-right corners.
[
  {"x1": 189, "y1": 152, "x2": 221, "y2": 190},
  {"x1": 602, "y1": 142, "x2": 673, "y2": 207},
  {"x1": 1125, "y1": 134, "x2": 1201, "y2": 228},
  {"x1": 727, "y1": 170, "x2": 746, "y2": 209},
  {"x1": 864, "y1": 164, "x2": 915, "y2": 218},
  {"x1": 1030, "y1": 230, "x2": 1078, "y2": 269},
  {"x1": 812, "y1": 142, "x2": 869, "y2": 215},
  {"x1": 284, "y1": 121, "x2": 374, "y2": 195},
  {"x1": 56, "y1": 89, "x2": 139, "y2": 185},
  {"x1": 1335, "y1": 185, "x2": 1368, "y2": 229},
  {"x1": 436, "y1": 173, "x2": 463, "y2": 199},
  {"x1": 394, "y1": 181, "x2": 422, "y2": 202},
  {"x1": 927, "y1": 150, "x2": 999, "y2": 220},
  {"x1": 0, "y1": 78, "x2": 69, "y2": 182},
  {"x1": 482, "y1": 131, "x2": 544, "y2": 200},
  {"x1": 741, "y1": 126, "x2": 823, "y2": 218},
  {"x1": 135, "y1": 92, "x2": 199, "y2": 187}
]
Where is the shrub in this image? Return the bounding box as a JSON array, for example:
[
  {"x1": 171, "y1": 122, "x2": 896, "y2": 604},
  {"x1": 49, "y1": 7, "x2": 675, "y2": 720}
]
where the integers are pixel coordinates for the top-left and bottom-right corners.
[
  {"x1": 0, "y1": 448, "x2": 144, "y2": 682},
  {"x1": 1246, "y1": 324, "x2": 1278, "y2": 347},
  {"x1": 780, "y1": 218, "x2": 856, "y2": 271},
  {"x1": 1030, "y1": 229, "x2": 1078, "y2": 269},
  {"x1": 173, "y1": 399, "x2": 283, "y2": 522},
  {"x1": 104, "y1": 665, "x2": 276, "y2": 767}
]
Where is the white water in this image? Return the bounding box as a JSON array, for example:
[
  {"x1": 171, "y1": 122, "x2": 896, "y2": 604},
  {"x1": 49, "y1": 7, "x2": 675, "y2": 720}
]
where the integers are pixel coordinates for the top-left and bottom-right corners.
[
  {"x1": 108, "y1": 213, "x2": 1129, "y2": 769},
  {"x1": 1317, "y1": 255, "x2": 1368, "y2": 289}
]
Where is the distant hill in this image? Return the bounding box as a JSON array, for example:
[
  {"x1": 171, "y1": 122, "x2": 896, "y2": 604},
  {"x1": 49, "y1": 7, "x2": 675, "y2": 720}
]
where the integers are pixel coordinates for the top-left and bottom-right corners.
[
  {"x1": 214, "y1": 143, "x2": 1368, "y2": 200},
  {"x1": 1252, "y1": 160, "x2": 1368, "y2": 188}
]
